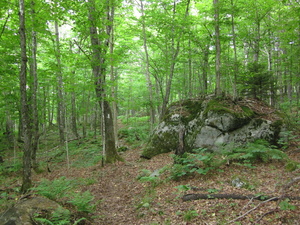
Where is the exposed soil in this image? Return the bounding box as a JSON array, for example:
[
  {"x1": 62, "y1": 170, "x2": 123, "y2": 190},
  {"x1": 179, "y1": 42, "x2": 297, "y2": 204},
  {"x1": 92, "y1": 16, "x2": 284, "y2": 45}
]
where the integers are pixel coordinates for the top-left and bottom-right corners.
[{"x1": 32, "y1": 143, "x2": 300, "y2": 225}]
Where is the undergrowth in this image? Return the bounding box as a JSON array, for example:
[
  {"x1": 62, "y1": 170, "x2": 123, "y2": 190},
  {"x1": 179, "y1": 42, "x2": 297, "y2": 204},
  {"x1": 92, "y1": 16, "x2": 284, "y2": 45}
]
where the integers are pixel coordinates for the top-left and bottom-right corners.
[
  {"x1": 169, "y1": 139, "x2": 292, "y2": 181},
  {"x1": 31, "y1": 176, "x2": 96, "y2": 224}
]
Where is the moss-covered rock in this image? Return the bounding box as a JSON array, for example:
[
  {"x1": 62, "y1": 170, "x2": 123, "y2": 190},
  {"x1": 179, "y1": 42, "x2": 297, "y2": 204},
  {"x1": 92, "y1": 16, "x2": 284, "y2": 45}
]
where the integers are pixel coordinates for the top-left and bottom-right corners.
[{"x1": 141, "y1": 96, "x2": 287, "y2": 159}]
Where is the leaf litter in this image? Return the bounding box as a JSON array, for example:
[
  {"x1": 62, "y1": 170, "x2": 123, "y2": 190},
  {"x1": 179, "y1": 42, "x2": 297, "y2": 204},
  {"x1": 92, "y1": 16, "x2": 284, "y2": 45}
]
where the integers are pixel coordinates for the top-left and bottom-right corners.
[{"x1": 31, "y1": 142, "x2": 300, "y2": 225}]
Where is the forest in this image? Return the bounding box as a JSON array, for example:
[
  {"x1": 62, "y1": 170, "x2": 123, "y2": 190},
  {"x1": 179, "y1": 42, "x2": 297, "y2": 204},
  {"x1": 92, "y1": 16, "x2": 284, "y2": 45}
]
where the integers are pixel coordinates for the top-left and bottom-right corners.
[{"x1": 0, "y1": 0, "x2": 300, "y2": 224}]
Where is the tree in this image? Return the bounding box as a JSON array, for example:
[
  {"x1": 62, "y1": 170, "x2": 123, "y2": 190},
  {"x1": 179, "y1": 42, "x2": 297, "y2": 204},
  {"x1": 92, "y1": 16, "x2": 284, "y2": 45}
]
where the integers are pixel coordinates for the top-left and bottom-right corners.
[
  {"x1": 29, "y1": 0, "x2": 39, "y2": 170},
  {"x1": 87, "y1": 0, "x2": 122, "y2": 164},
  {"x1": 214, "y1": 0, "x2": 222, "y2": 96},
  {"x1": 139, "y1": 0, "x2": 156, "y2": 129},
  {"x1": 19, "y1": 0, "x2": 32, "y2": 193}
]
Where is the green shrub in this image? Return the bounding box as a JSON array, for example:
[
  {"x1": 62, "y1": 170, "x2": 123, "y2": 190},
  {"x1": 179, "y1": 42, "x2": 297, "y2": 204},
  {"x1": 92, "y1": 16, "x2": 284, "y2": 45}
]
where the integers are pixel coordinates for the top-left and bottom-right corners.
[
  {"x1": 169, "y1": 148, "x2": 224, "y2": 181},
  {"x1": 224, "y1": 139, "x2": 287, "y2": 163},
  {"x1": 68, "y1": 191, "x2": 95, "y2": 213},
  {"x1": 34, "y1": 206, "x2": 71, "y2": 225},
  {"x1": 169, "y1": 140, "x2": 288, "y2": 181},
  {"x1": 32, "y1": 177, "x2": 75, "y2": 200},
  {"x1": 183, "y1": 210, "x2": 199, "y2": 222}
]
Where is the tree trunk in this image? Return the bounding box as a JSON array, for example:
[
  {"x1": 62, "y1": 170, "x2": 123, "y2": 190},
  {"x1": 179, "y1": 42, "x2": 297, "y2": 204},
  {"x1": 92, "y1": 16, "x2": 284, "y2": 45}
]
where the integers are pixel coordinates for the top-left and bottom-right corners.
[
  {"x1": 30, "y1": 0, "x2": 39, "y2": 170},
  {"x1": 140, "y1": 0, "x2": 155, "y2": 130},
  {"x1": 71, "y1": 90, "x2": 79, "y2": 139},
  {"x1": 230, "y1": 0, "x2": 238, "y2": 99},
  {"x1": 201, "y1": 45, "x2": 209, "y2": 95},
  {"x1": 214, "y1": 0, "x2": 222, "y2": 96},
  {"x1": 109, "y1": 20, "x2": 119, "y2": 147},
  {"x1": 19, "y1": 0, "x2": 32, "y2": 193},
  {"x1": 88, "y1": 0, "x2": 121, "y2": 164},
  {"x1": 54, "y1": 20, "x2": 65, "y2": 144},
  {"x1": 5, "y1": 114, "x2": 14, "y2": 148}
]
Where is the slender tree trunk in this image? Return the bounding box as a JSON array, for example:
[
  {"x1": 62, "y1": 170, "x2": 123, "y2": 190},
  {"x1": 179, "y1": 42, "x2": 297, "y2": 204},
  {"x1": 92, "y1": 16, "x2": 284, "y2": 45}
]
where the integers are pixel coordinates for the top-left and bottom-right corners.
[
  {"x1": 214, "y1": 0, "x2": 222, "y2": 96},
  {"x1": 253, "y1": 13, "x2": 261, "y2": 63},
  {"x1": 201, "y1": 45, "x2": 209, "y2": 95},
  {"x1": 54, "y1": 20, "x2": 65, "y2": 144},
  {"x1": 109, "y1": 20, "x2": 119, "y2": 147},
  {"x1": 71, "y1": 90, "x2": 79, "y2": 139},
  {"x1": 188, "y1": 39, "x2": 193, "y2": 97},
  {"x1": 5, "y1": 114, "x2": 14, "y2": 148},
  {"x1": 30, "y1": 0, "x2": 39, "y2": 170},
  {"x1": 140, "y1": 0, "x2": 155, "y2": 129},
  {"x1": 230, "y1": 0, "x2": 238, "y2": 98},
  {"x1": 160, "y1": 0, "x2": 190, "y2": 120},
  {"x1": 19, "y1": 0, "x2": 32, "y2": 193}
]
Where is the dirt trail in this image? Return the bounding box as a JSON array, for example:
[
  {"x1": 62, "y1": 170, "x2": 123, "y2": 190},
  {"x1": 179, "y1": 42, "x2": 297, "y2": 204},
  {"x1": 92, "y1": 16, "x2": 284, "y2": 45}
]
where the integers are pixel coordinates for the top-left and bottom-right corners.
[
  {"x1": 87, "y1": 149, "x2": 173, "y2": 225},
  {"x1": 34, "y1": 143, "x2": 300, "y2": 224}
]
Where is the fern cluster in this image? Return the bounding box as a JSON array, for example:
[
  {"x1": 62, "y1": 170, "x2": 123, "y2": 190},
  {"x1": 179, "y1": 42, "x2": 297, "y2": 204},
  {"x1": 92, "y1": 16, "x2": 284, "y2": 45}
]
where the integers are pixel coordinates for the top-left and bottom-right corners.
[
  {"x1": 32, "y1": 176, "x2": 96, "y2": 224},
  {"x1": 169, "y1": 140, "x2": 289, "y2": 181}
]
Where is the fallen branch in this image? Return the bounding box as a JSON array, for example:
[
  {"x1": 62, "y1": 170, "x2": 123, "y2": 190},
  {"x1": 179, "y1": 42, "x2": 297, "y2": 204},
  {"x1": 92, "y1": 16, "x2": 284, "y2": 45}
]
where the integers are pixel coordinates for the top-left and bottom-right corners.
[
  {"x1": 227, "y1": 196, "x2": 278, "y2": 224},
  {"x1": 182, "y1": 193, "x2": 300, "y2": 202}
]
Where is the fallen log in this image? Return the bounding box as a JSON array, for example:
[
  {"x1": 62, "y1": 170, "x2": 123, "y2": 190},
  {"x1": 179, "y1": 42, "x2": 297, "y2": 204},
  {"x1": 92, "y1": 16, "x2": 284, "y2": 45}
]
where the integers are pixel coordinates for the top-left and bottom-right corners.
[{"x1": 182, "y1": 193, "x2": 300, "y2": 202}]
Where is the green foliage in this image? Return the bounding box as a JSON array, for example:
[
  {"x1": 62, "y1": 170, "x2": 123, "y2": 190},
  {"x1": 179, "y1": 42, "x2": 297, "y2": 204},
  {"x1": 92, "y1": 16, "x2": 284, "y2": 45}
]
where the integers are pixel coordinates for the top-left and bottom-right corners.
[
  {"x1": 137, "y1": 168, "x2": 166, "y2": 188},
  {"x1": 224, "y1": 140, "x2": 288, "y2": 163},
  {"x1": 32, "y1": 177, "x2": 75, "y2": 200},
  {"x1": 174, "y1": 184, "x2": 191, "y2": 192},
  {"x1": 32, "y1": 176, "x2": 96, "y2": 215},
  {"x1": 238, "y1": 62, "x2": 274, "y2": 100},
  {"x1": 169, "y1": 140, "x2": 288, "y2": 181},
  {"x1": 72, "y1": 148, "x2": 102, "y2": 168},
  {"x1": 177, "y1": 209, "x2": 199, "y2": 222},
  {"x1": 68, "y1": 191, "x2": 95, "y2": 213},
  {"x1": 33, "y1": 207, "x2": 71, "y2": 225},
  {"x1": 118, "y1": 122, "x2": 150, "y2": 145},
  {"x1": 279, "y1": 199, "x2": 296, "y2": 211},
  {"x1": 170, "y1": 148, "x2": 224, "y2": 181},
  {"x1": 0, "y1": 159, "x2": 23, "y2": 175},
  {"x1": 278, "y1": 130, "x2": 299, "y2": 150},
  {"x1": 285, "y1": 160, "x2": 300, "y2": 172},
  {"x1": 183, "y1": 210, "x2": 199, "y2": 222}
]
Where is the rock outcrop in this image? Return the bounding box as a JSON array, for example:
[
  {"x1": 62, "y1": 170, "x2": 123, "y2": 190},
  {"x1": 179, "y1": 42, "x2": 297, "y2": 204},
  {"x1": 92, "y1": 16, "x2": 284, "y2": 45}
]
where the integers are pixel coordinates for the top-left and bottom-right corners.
[
  {"x1": 0, "y1": 196, "x2": 62, "y2": 225},
  {"x1": 141, "y1": 96, "x2": 286, "y2": 159}
]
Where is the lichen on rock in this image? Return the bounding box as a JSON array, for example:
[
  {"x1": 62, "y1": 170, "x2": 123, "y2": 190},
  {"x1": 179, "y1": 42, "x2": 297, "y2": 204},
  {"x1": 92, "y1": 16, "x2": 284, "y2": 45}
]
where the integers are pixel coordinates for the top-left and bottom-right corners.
[{"x1": 141, "y1": 96, "x2": 287, "y2": 159}]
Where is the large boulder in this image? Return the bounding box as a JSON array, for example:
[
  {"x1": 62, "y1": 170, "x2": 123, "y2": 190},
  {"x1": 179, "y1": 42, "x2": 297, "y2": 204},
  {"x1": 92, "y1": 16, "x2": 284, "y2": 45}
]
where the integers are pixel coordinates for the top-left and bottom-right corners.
[
  {"x1": 141, "y1": 96, "x2": 286, "y2": 159},
  {"x1": 0, "y1": 196, "x2": 62, "y2": 225}
]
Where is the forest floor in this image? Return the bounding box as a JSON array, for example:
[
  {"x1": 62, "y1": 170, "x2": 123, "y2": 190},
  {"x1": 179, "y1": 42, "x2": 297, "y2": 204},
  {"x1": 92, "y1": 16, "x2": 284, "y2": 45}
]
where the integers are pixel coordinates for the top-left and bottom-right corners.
[
  {"x1": 33, "y1": 139, "x2": 300, "y2": 225},
  {"x1": 1, "y1": 118, "x2": 300, "y2": 225}
]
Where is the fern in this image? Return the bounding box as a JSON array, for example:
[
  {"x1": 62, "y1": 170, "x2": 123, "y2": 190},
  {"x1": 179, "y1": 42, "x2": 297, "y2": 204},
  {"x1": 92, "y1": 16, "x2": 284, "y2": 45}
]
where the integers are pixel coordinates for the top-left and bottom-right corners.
[
  {"x1": 68, "y1": 191, "x2": 95, "y2": 213},
  {"x1": 32, "y1": 177, "x2": 74, "y2": 200}
]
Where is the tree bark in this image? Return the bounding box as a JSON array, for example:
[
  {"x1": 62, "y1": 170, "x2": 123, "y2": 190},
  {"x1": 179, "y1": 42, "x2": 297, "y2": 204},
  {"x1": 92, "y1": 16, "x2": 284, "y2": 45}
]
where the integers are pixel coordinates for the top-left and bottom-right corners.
[
  {"x1": 88, "y1": 0, "x2": 122, "y2": 164},
  {"x1": 109, "y1": 18, "x2": 119, "y2": 147},
  {"x1": 19, "y1": 0, "x2": 32, "y2": 193},
  {"x1": 30, "y1": 0, "x2": 39, "y2": 170},
  {"x1": 140, "y1": 0, "x2": 156, "y2": 129},
  {"x1": 230, "y1": 0, "x2": 238, "y2": 99},
  {"x1": 54, "y1": 20, "x2": 65, "y2": 144},
  {"x1": 71, "y1": 90, "x2": 79, "y2": 139},
  {"x1": 214, "y1": 0, "x2": 222, "y2": 96}
]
